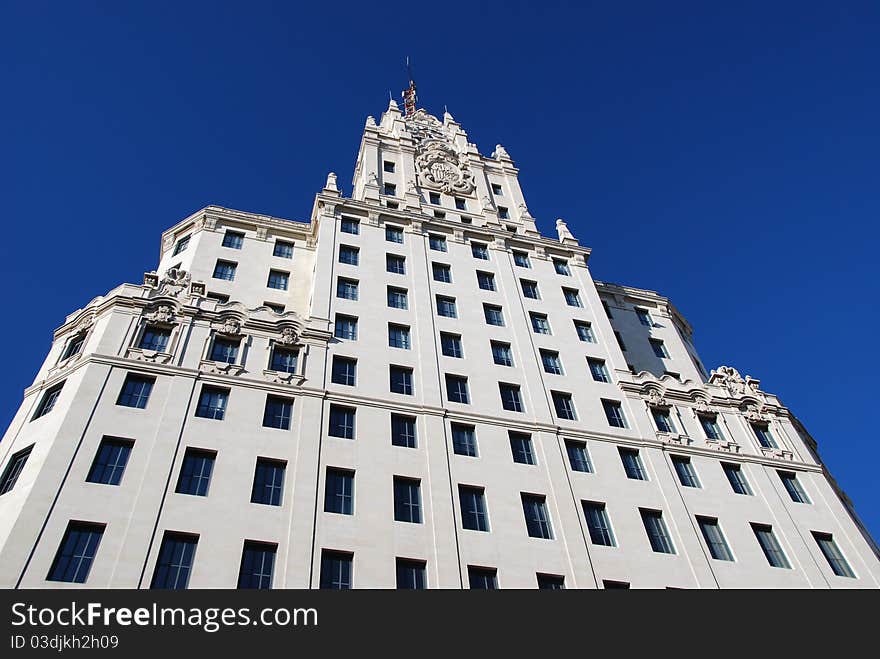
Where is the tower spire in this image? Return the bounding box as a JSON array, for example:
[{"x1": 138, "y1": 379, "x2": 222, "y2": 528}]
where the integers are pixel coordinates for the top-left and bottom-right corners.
[{"x1": 401, "y1": 56, "x2": 417, "y2": 117}]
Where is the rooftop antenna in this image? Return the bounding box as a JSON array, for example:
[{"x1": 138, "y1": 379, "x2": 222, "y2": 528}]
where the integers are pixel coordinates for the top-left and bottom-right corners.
[{"x1": 401, "y1": 56, "x2": 417, "y2": 117}]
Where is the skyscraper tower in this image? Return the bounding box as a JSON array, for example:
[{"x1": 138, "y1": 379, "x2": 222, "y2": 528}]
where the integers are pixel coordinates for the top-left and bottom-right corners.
[{"x1": 0, "y1": 94, "x2": 876, "y2": 589}]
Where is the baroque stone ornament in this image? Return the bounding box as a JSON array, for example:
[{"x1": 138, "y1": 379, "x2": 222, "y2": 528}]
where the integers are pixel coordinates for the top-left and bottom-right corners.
[
  {"x1": 279, "y1": 326, "x2": 298, "y2": 345},
  {"x1": 643, "y1": 387, "x2": 670, "y2": 409},
  {"x1": 491, "y1": 144, "x2": 510, "y2": 160},
  {"x1": 158, "y1": 267, "x2": 192, "y2": 298},
  {"x1": 218, "y1": 317, "x2": 241, "y2": 336},
  {"x1": 144, "y1": 305, "x2": 175, "y2": 325},
  {"x1": 407, "y1": 109, "x2": 475, "y2": 195}
]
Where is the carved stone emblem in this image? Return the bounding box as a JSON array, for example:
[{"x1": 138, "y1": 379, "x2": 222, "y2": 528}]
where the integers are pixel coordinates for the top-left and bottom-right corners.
[
  {"x1": 644, "y1": 388, "x2": 670, "y2": 409},
  {"x1": 279, "y1": 327, "x2": 298, "y2": 345},
  {"x1": 218, "y1": 317, "x2": 241, "y2": 336},
  {"x1": 145, "y1": 305, "x2": 175, "y2": 325},
  {"x1": 414, "y1": 142, "x2": 475, "y2": 194},
  {"x1": 158, "y1": 267, "x2": 192, "y2": 298}
]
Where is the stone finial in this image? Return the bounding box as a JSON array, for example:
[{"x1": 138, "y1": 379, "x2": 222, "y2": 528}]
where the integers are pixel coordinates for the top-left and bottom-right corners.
[
  {"x1": 324, "y1": 172, "x2": 338, "y2": 192},
  {"x1": 366, "y1": 115, "x2": 377, "y2": 127},
  {"x1": 443, "y1": 108, "x2": 455, "y2": 123},
  {"x1": 518, "y1": 202, "x2": 533, "y2": 220},
  {"x1": 388, "y1": 97, "x2": 401, "y2": 112},
  {"x1": 492, "y1": 144, "x2": 510, "y2": 160},
  {"x1": 556, "y1": 218, "x2": 576, "y2": 243}
]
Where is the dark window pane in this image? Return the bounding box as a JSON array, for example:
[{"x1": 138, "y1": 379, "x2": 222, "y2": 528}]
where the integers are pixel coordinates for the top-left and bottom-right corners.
[
  {"x1": 237, "y1": 542, "x2": 276, "y2": 589},
  {"x1": 47, "y1": 522, "x2": 105, "y2": 584},
  {"x1": 251, "y1": 459, "x2": 286, "y2": 506},
  {"x1": 151, "y1": 532, "x2": 198, "y2": 589},
  {"x1": 86, "y1": 438, "x2": 133, "y2": 486}
]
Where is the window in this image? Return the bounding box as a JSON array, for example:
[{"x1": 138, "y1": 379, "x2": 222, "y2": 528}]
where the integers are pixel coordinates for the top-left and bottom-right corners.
[
  {"x1": 510, "y1": 432, "x2": 536, "y2": 465},
  {"x1": 391, "y1": 414, "x2": 417, "y2": 448},
  {"x1": 389, "y1": 366, "x2": 414, "y2": 395},
  {"x1": 672, "y1": 456, "x2": 701, "y2": 488},
  {"x1": 553, "y1": 259, "x2": 571, "y2": 276},
  {"x1": 337, "y1": 277, "x2": 359, "y2": 300},
  {"x1": 779, "y1": 472, "x2": 810, "y2": 503},
  {"x1": 540, "y1": 350, "x2": 563, "y2": 374},
  {"x1": 650, "y1": 339, "x2": 669, "y2": 358},
  {"x1": 530, "y1": 313, "x2": 551, "y2": 335},
  {"x1": 498, "y1": 206, "x2": 509, "y2": 219},
  {"x1": 614, "y1": 331, "x2": 627, "y2": 351},
  {"x1": 262, "y1": 396, "x2": 293, "y2": 430},
  {"x1": 175, "y1": 449, "x2": 215, "y2": 496},
  {"x1": 565, "y1": 440, "x2": 593, "y2": 473},
  {"x1": 513, "y1": 251, "x2": 531, "y2": 268},
  {"x1": 537, "y1": 574, "x2": 565, "y2": 589},
  {"x1": 751, "y1": 423, "x2": 778, "y2": 449},
  {"x1": 477, "y1": 271, "x2": 496, "y2": 291},
  {"x1": 150, "y1": 532, "x2": 197, "y2": 589},
  {"x1": 483, "y1": 304, "x2": 504, "y2": 326},
  {"x1": 340, "y1": 218, "x2": 359, "y2": 234},
  {"x1": 339, "y1": 245, "x2": 359, "y2": 265},
  {"x1": 86, "y1": 438, "x2": 132, "y2": 486},
  {"x1": 636, "y1": 308, "x2": 652, "y2": 326},
  {"x1": 651, "y1": 407, "x2": 676, "y2": 433},
  {"x1": 387, "y1": 286, "x2": 408, "y2": 309},
  {"x1": 393, "y1": 477, "x2": 422, "y2": 523},
  {"x1": 697, "y1": 517, "x2": 734, "y2": 561},
  {"x1": 436, "y1": 296, "x2": 457, "y2": 318},
  {"x1": 522, "y1": 494, "x2": 553, "y2": 539},
  {"x1": 267, "y1": 270, "x2": 289, "y2": 290},
  {"x1": 47, "y1": 522, "x2": 104, "y2": 583},
  {"x1": 471, "y1": 242, "x2": 489, "y2": 260},
  {"x1": 429, "y1": 234, "x2": 447, "y2": 252},
  {"x1": 383, "y1": 160, "x2": 395, "y2": 173},
  {"x1": 206, "y1": 292, "x2": 229, "y2": 304},
  {"x1": 270, "y1": 346, "x2": 298, "y2": 373},
  {"x1": 383, "y1": 182, "x2": 397, "y2": 196},
  {"x1": 499, "y1": 383, "x2": 524, "y2": 412},
  {"x1": 386, "y1": 253, "x2": 406, "y2": 274},
  {"x1": 172, "y1": 235, "x2": 190, "y2": 255},
  {"x1": 812, "y1": 532, "x2": 855, "y2": 578},
  {"x1": 491, "y1": 341, "x2": 513, "y2": 366},
  {"x1": 237, "y1": 542, "x2": 276, "y2": 590},
  {"x1": 324, "y1": 468, "x2": 354, "y2": 514},
  {"x1": 385, "y1": 225, "x2": 404, "y2": 243},
  {"x1": 451, "y1": 424, "x2": 477, "y2": 457},
  {"x1": 273, "y1": 241, "x2": 294, "y2": 259},
  {"x1": 552, "y1": 392, "x2": 577, "y2": 420},
  {"x1": 583, "y1": 502, "x2": 616, "y2": 546},
  {"x1": 602, "y1": 300, "x2": 613, "y2": 318},
  {"x1": 521, "y1": 279, "x2": 540, "y2": 299},
  {"x1": 385, "y1": 200, "x2": 398, "y2": 209},
  {"x1": 396, "y1": 559, "x2": 427, "y2": 589},
  {"x1": 602, "y1": 400, "x2": 627, "y2": 428},
  {"x1": 331, "y1": 356, "x2": 357, "y2": 386},
  {"x1": 440, "y1": 333, "x2": 463, "y2": 358},
  {"x1": 195, "y1": 386, "x2": 228, "y2": 420},
  {"x1": 752, "y1": 524, "x2": 791, "y2": 568},
  {"x1": 139, "y1": 326, "x2": 171, "y2": 352},
  {"x1": 445, "y1": 375, "x2": 470, "y2": 404},
  {"x1": 469, "y1": 566, "x2": 497, "y2": 589},
  {"x1": 722, "y1": 463, "x2": 752, "y2": 495},
  {"x1": 117, "y1": 374, "x2": 154, "y2": 409},
  {"x1": 429, "y1": 192, "x2": 440, "y2": 205},
  {"x1": 328, "y1": 405, "x2": 355, "y2": 439},
  {"x1": 212, "y1": 260, "x2": 236, "y2": 280},
  {"x1": 619, "y1": 448, "x2": 647, "y2": 480},
  {"x1": 62, "y1": 333, "x2": 86, "y2": 360},
  {"x1": 251, "y1": 458, "x2": 285, "y2": 506},
  {"x1": 222, "y1": 230, "x2": 245, "y2": 249},
  {"x1": 210, "y1": 337, "x2": 239, "y2": 364},
  {"x1": 33, "y1": 382, "x2": 64, "y2": 419},
  {"x1": 334, "y1": 314, "x2": 358, "y2": 340},
  {"x1": 574, "y1": 321, "x2": 595, "y2": 343},
  {"x1": 641, "y1": 509, "x2": 675, "y2": 554},
  {"x1": 0, "y1": 445, "x2": 33, "y2": 495},
  {"x1": 588, "y1": 358, "x2": 609, "y2": 382},
  {"x1": 459, "y1": 486, "x2": 489, "y2": 531},
  {"x1": 699, "y1": 415, "x2": 723, "y2": 441},
  {"x1": 604, "y1": 580, "x2": 630, "y2": 589},
  {"x1": 266, "y1": 303, "x2": 285, "y2": 314},
  {"x1": 563, "y1": 288, "x2": 583, "y2": 307},
  {"x1": 455, "y1": 198, "x2": 466, "y2": 210},
  {"x1": 320, "y1": 551, "x2": 353, "y2": 589},
  {"x1": 388, "y1": 324, "x2": 411, "y2": 349},
  {"x1": 491, "y1": 183, "x2": 503, "y2": 195},
  {"x1": 432, "y1": 263, "x2": 452, "y2": 283}
]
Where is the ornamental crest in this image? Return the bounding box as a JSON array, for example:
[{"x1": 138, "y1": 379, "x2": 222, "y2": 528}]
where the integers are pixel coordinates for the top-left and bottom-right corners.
[
  {"x1": 217, "y1": 317, "x2": 241, "y2": 336},
  {"x1": 279, "y1": 326, "x2": 298, "y2": 345},
  {"x1": 643, "y1": 387, "x2": 670, "y2": 409},
  {"x1": 710, "y1": 365, "x2": 762, "y2": 399},
  {"x1": 414, "y1": 142, "x2": 475, "y2": 195},
  {"x1": 159, "y1": 267, "x2": 192, "y2": 298},
  {"x1": 145, "y1": 305, "x2": 175, "y2": 325}
]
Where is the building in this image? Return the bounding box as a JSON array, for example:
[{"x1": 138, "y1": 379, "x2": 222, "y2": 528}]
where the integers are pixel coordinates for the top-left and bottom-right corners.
[{"x1": 0, "y1": 94, "x2": 877, "y2": 589}]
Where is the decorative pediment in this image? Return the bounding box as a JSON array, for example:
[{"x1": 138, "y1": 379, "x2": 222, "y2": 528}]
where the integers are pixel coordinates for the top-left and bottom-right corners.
[
  {"x1": 642, "y1": 386, "x2": 671, "y2": 409},
  {"x1": 214, "y1": 315, "x2": 243, "y2": 337},
  {"x1": 741, "y1": 400, "x2": 772, "y2": 424},
  {"x1": 693, "y1": 395, "x2": 718, "y2": 417},
  {"x1": 710, "y1": 365, "x2": 763, "y2": 399},
  {"x1": 144, "y1": 303, "x2": 177, "y2": 325}
]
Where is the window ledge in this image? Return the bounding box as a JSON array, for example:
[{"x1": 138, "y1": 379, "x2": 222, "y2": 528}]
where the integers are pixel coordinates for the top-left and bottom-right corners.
[
  {"x1": 263, "y1": 369, "x2": 305, "y2": 386},
  {"x1": 760, "y1": 446, "x2": 793, "y2": 461},
  {"x1": 656, "y1": 432, "x2": 691, "y2": 446},
  {"x1": 199, "y1": 360, "x2": 244, "y2": 376},
  {"x1": 126, "y1": 348, "x2": 173, "y2": 365},
  {"x1": 705, "y1": 438, "x2": 741, "y2": 454}
]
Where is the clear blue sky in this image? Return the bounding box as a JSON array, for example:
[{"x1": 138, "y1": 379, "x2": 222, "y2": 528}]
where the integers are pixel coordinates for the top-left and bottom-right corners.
[{"x1": 2, "y1": 2, "x2": 878, "y2": 541}]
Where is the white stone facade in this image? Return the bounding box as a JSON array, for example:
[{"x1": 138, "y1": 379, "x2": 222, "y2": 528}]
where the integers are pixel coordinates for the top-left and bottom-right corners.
[{"x1": 0, "y1": 100, "x2": 877, "y2": 589}]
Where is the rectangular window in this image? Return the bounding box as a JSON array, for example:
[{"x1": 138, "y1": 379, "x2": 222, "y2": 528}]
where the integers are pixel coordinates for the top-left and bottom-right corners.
[
  {"x1": 334, "y1": 314, "x2": 358, "y2": 340},
  {"x1": 237, "y1": 541, "x2": 276, "y2": 590},
  {"x1": 491, "y1": 341, "x2": 513, "y2": 366},
  {"x1": 537, "y1": 573, "x2": 566, "y2": 588},
  {"x1": 574, "y1": 321, "x2": 596, "y2": 342},
  {"x1": 468, "y1": 566, "x2": 497, "y2": 589},
  {"x1": 266, "y1": 303, "x2": 285, "y2": 313},
  {"x1": 541, "y1": 350, "x2": 563, "y2": 374},
  {"x1": 583, "y1": 502, "x2": 616, "y2": 546},
  {"x1": 47, "y1": 522, "x2": 105, "y2": 584},
  {"x1": 390, "y1": 365, "x2": 414, "y2": 395},
  {"x1": 206, "y1": 292, "x2": 229, "y2": 304},
  {"x1": 672, "y1": 456, "x2": 701, "y2": 488},
  {"x1": 455, "y1": 197, "x2": 466, "y2": 210},
  {"x1": 553, "y1": 259, "x2": 571, "y2": 275},
  {"x1": 270, "y1": 346, "x2": 298, "y2": 373},
  {"x1": 471, "y1": 242, "x2": 489, "y2": 260},
  {"x1": 752, "y1": 524, "x2": 791, "y2": 568},
  {"x1": 262, "y1": 395, "x2": 293, "y2": 430},
  {"x1": 172, "y1": 235, "x2": 190, "y2": 255},
  {"x1": 391, "y1": 414, "x2": 417, "y2": 448},
  {"x1": 650, "y1": 339, "x2": 669, "y2": 358},
  {"x1": 150, "y1": 532, "x2": 197, "y2": 589},
  {"x1": 812, "y1": 532, "x2": 855, "y2": 578},
  {"x1": 700, "y1": 415, "x2": 723, "y2": 441},
  {"x1": 451, "y1": 424, "x2": 477, "y2": 457},
  {"x1": 86, "y1": 438, "x2": 132, "y2": 486},
  {"x1": 386, "y1": 253, "x2": 406, "y2": 274},
  {"x1": 331, "y1": 356, "x2": 357, "y2": 386},
  {"x1": 32, "y1": 382, "x2": 64, "y2": 420},
  {"x1": 436, "y1": 296, "x2": 457, "y2": 318},
  {"x1": 383, "y1": 161, "x2": 395, "y2": 173},
  {"x1": 339, "y1": 244, "x2": 359, "y2": 265},
  {"x1": 429, "y1": 192, "x2": 440, "y2": 204},
  {"x1": 195, "y1": 386, "x2": 228, "y2": 420},
  {"x1": 388, "y1": 324, "x2": 411, "y2": 349},
  {"x1": 61, "y1": 333, "x2": 86, "y2": 360},
  {"x1": 499, "y1": 383, "x2": 524, "y2": 412},
  {"x1": 552, "y1": 391, "x2": 577, "y2": 420},
  {"x1": 565, "y1": 440, "x2": 592, "y2": 473},
  {"x1": 387, "y1": 286, "x2": 408, "y2": 309},
  {"x1": 722, "y1": 463, "x2": 752, "y2": 495},
  {"x1": 563, "y1": 288, "x2": 583, "y2": 307},
  {"x1": 393, "y1": 477, "x2": 422, "y2": 523},
  {"x1": 459, "y1": 486, "x2": 489, "y2": 531},
  {"x1": 614, "y1": 331, "x2": 627, "y2": 351},
  {"x1": 636, "y1": 308, "x2": 652, "y2": 326},
  {"x1": 491, "y1": 183, "x2": 503, "y2": 195},
  {"x1": 604, "y1": 580, "x2": 630, "y2": 589},
  {"x1": 652, "y1": 407, "x2": 676, "y2": 433},
  {"x1": 328, "y1": 405, "x2": 355, "y2": 439},
  {"x1": 509, "y1": 432, "x2": 536, "y2": 465},
  {"x1": 396, "y1": 559, "x2": 426, "y2": 589},
  {"x1": 641, "y1": 509, "x2": 675, "y2": 554},
  {"x1": 432, "y1": 262, "x2": 452, "y2": 283},
  {"x1": 476, "y1": 271, "x2": 496, "y2": 291},
  {"x1": 521, "y1": 279, "x2": 540, "y2": 299},
  {"x1": 210, "y1": 336, "x2": 239, "y2": 364},
  {"x1": 251, "y1": 458, "x2": 285, "y2": 506},
  {"x1": 139, "y1": 326, "x2": 171, "y2": 352},
  {"x1": 212, "y1": 260, "x2": 237, "y2": 281},
  {"x1": 588, "y1": 358, "x2": 609, "y2": 382},
  {"x1": 273, "y1": 241, "x2": 294, "y2": 259},
  {"x1": 445, "y1": 374, "x2": 470, "y2": 404},
  {"x1": 336, "y1": 277, "x2": 359, "y2": 300},
  {"x1": 779, "y1": 472, "x2": 810, "y2": 503},
  {"x1": 320, "y1": 550, "x2": 353, "y2": 589},
  {"x1": 429, "y1": 234, "x2": 447, "y2": 252},
  {"x1": 498, "y1": 206, "x2": 509, "y2": 219},
  {"x1": 698, "y1": 517, "x2": 734, "y2": 561},
  {"x1": 530, "y1": 313, "x2": 551, "y2": 335},
  {"x1": 620, "y1": 448, "x2": 647, "y2": 480},
  {"x1": 385, "y1": 226, "x2": 404, "y2": 243},
  {"x1": 602, "y1": 399, "x2": 627, "y2": 428},
  {"x1": 513, "y1": 251, "x2": 531, "y2": 268},
  {"x1": 752, "y1": 423, "x2": 778, "y2": 449},
  {"x1": 383, "y1": 182, "x2": 396, "y2": 196},
  {"x1": 522, "y1": 494, "x2": 553, "y2": 539},
  {"x1": 267, "y1": 270, "x2": 289, "y2": 290},
  {"x1": 0, "y1": 445, "x2": 33, "y2": 495},
  {"x1": 324, "y1": 468, "x2": 354, "y2": 514},
  {"x1": 116, "y1": 374, "x2": 154, "y2": 409},
  {"x1": 483, "y1": 304, "x2": 504, "y2": 326},
  {"x1": 340, "y1": 218, "x2": 359, "y2": 234},
  {"x1": 440, "y1": 332, "x2": 463, "y2": 358},
  {"x1": 175, "y1": 449, "x2": 215, "y2": 496},
  {"x1": 222, "y1": 230, "x2": 244, "y2": 249}
]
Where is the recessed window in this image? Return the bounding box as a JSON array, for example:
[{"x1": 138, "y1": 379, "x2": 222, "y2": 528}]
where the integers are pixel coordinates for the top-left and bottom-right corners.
[
  {"x1": 671, "y1": 456, "x2": 701, "y2": 488},
  {"x1": 553, "y1": 259, "x2": 571, "y2": 276},
  {"x1": 339, "y1": 245, "x2": 359, "y2": 265},
  {"x1": 212, "y1": 260, "x2": 237, "y2": 281},
  {"x1": 176, "y1": 448, "x2": 215, "y2": 496},
  {"x1": 328, "y1": 405, "x2": 355, "y2": 439},
  {"x1": 602, "y1": 400, "x2": 627, "y2": 428},
  {"x1": 385, "y1": 226, "x2": 404, "y2": 243},
  {"x1": 563, "y1": 288, "x2": 583, "y2": 307},
  {"x1": 393, "y1": 477, "x2": 422, "y2": 523},
  {"x1": 390, "y1": 365, "x2": 414, "y2": 395},
  {"x1": 469, "y1": 566, "x2": 497, "y2": 589},
  {"x1": 651, "y1": 407, "x2": 675, "y2": 433},
  {"x1": 565, "y1": 440, "x2": 592, "y2": 473},
  {"x1": 429, "y1": 234, "x2": 447, "y2": 252},
  {"x1": 441, "y1": 332, "x2": 463, "y2": 358},
  {"x1": 383, "y1": 182, "x2": 397, "y2": 196},
  {"x1": 396, "y1": 559, "x2": 427, "y2": 589},
  {"x1": 752, "y1": 524, "x2": 791, "y2": 568},
  {"x1": 722, "y1": 463, "x2": 752, "y2": 495},
  {"x1": 779, "y1": 471, "x2": 810, "y2": 503},
  {"x1": 386, "y1": 254, "x2": 406, "y2": 275},
  {"x1": 432, "y1": 262, "x2": 452, "y2": 283},
  {"x1": 262, "y1": 395, "x2": 293, "y2": 430},
  {"x1": 320, "y1": 551, "x2": 353, "y2": 589},
  {"x1": 264, "y1": 302, "x2": 285, "y2": 314},
  {"x1": 388, "y1": 324, "x2": 411, "y2": 349},
  {"x1": 386, "y1": 200, "x2": 399, "y2": 209},
  {"x1": 324, "y1": 468, "x2": 354, "y2": 514},
  {"x1": 337, "y1": 278, "x2": 359, "y2": 300},
  {"x1": 491, "y1": 183, "x2": 503, "y2": 195},
  {"x1": 455, "y1": 198, "x2": 466, "y2": 210},
  {"x1": 383, "y1": 161, "x2": 395, "y2": 173},
  {"x1": 583, "y1": 501, "x2": 616, "y2": 546},
  {"x1": 476, "y1": 271, "x2": 496, "y2": 291},
  {"x1": 530, "y1": 312, "x2": 551, "y2": 335},
  {"x1": 751, "y1": 423, "x2": 778, "y2": 449},
  {"x1": 541, "y1": 350, "x2": 563, "y2": 375},
  {"x1": 436, "y1": 296, "x2": 457, "y2": 318},
  {"x1": 636, "y1": 308, "x2": 652, "y2": 326},
  {"x1": 172, "y1": 235, "x2": 190, "y2": 256},
  {"x1": 491, "y1": 341, "x2": 513, "y2": 366},
  {"x1": 641, "y1": 509, "x2": 675, "y2": 554},
  {"x1": 812, "y1": 532, "x2": 855, "y2": 578},
  {"x1": 513, "y1": 251, "x2": 531, "y2": 268},
  {"x1": 459, "y1": 486, "x2": 489, "y2": 531},
  {"x1": 251, "y1": 458, "x2": 286, "y2": 506},
  {"x1": 499, "y1": 383, "x2": 524, "y2": 412},
  {"x1": 699, "y1": 415, "x2": 723, "y2": 441},
  {"x1": 273, "y1": 241, "x2": 294, "y2": 259},
  {"x1": 574, "y1": 320, "x2": 595, "y2": 343},
  {"x1": 509, "y1": 432, "x2": 535, "y2": 465},
  {"x1": 387, "y1": 286, "x2": 408, "y2": 309},
  {"x1": 0, "y1": 445, "x2": 33, "y2": 495},
  {"x1": 150, "y1": 532, "x2": 197, "y2": 589},
  {"x1": 47, "y1": 522, "x2": 105, "y2": 584},
  {"x1": 429, "y1": 192, "x2": 441, "y2": 205},
  {"x1": 522, "y1": 494, "x2": 553, "y2": 539},
  {"x1": 267, "y1": 270, "x2": 289, "y2": 290},
  {"x1": 210, "y1": 337, "x2": 239, "y2": 364},
  {"x1": 451, "y1": 423, "x2": 477, "y2": 457},
  {"x1": 521, "y1": 279, "x2": 540, "y2": 299},
  {"x1": 603, "y1": 580, "x2": 630, "y2": 589},
  {"x1": 206, "y1": 292, "x2": 229, "y2": 304},
  {"x1": 237, "y1": 541, "x2": 277, "y2": 590},
  {"x1": 116, "y1": 374, "x2": 154, "y2": 409},
  {"x1": 334, "y1": 314, "x2": 358, "y2": 340},
  {"x1": 222, "y1": 230, "x2": 245, "y2": 249},
  {"x1": 340, "y1": 218, "x2": 359, "y2": 234},
  {"x1": 331, "y1": 356, "x2": 357, "y2": 386},
  {"x1": 86, "y1": 438, "x2": 133, "y2": 486},
  {"x1": 445, "y1": 374, "x2": 470, "y2": 404},
  {"x1": 195, "y1": 386, "x2": 228, "y2": 420},
  {"x1": 552, "y1": 392, "x2": 577, "y2": 420},
  {"x1": 619, "y1": 448, "x2": 647, "y2": 480},
  {"x1": 391, "y1": 414, "x2": 417, "y2": 448},
  {"x1": 697, "y1": 517, "x2": 734, "y2": 561},
  {"x1": 33, "y1": 382, "x2": 65, "y2": 420},
  {"x1": 471, "y1": 243, "x2": 489, "y2": 260},
  {"x1": 498, "y1": 206, "x2": 509, "y2": 219},
  {"x1": 62, "y1": 333, "x2": 86, "y2": 360},
  {"x1": 650, "y1": 339, "x2": 669, "y2": 358},
  {"x1": 588, "y1": 358, "x2": 609, "y2": 382},
  {"x1": 270, "y1": 345, "x2": 298, "y2": 373},
  {"x1": 483, "y1": 304, "x2": 504, "y2": 326}
]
